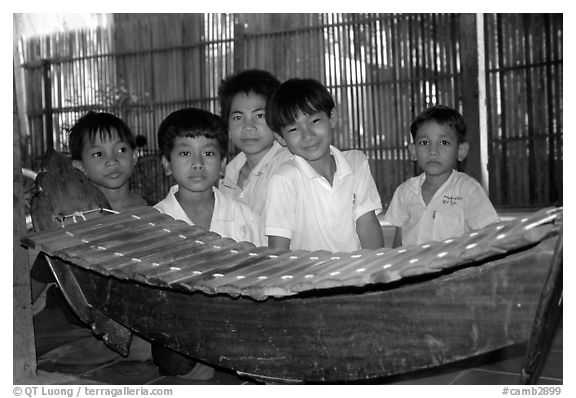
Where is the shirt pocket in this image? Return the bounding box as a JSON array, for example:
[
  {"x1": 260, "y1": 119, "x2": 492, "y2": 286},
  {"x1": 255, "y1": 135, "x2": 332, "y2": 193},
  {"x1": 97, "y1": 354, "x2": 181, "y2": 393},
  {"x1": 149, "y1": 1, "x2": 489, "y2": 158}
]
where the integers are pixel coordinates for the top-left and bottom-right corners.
[{"x1": 432, "y1": 209, "x2": 465, "y2": 242}]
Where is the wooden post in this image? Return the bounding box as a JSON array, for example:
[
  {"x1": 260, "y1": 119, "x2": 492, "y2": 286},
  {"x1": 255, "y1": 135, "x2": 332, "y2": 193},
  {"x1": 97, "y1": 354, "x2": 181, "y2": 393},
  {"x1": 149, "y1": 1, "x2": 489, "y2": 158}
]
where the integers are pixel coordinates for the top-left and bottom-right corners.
[
  {"x1": 13, "y1": 73, "x2": 38, "y2": 383},
  {"x1": 233, "y1": 16, "x2": 246, "y2": 73},
  {"x1": 459, "y1": 14, "x2": 484, "y2": 186},
  {"x1": 41, "y1": 59, "x2": 54, "y2": 149}
]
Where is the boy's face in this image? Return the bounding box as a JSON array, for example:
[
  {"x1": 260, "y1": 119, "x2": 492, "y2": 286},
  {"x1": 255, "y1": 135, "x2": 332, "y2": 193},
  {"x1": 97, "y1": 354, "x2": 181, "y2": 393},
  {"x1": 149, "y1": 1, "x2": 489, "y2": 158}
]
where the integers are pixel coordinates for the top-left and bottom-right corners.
[
  {"x1": 276, "y1": 110, "x2": 334, "y2": 163},
  {"x1": 228, "y1": 92, "x2": 276, "y2": 157},
  {"x1": 409, "y1": 121, "x2": 469, "y2": 178},
  {"x1": 162, "y1": 135, "x2": 223, "y2": 194},
  {"x1": 73, "y1": 130, "x2": 137, "y2": 190}
]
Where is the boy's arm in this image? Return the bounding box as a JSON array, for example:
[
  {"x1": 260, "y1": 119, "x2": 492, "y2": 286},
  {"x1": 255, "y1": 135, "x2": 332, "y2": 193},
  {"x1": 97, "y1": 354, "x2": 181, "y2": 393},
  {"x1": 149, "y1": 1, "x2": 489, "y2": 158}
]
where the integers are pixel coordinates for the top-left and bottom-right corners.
[
  {"x1": 356, "y1": 210, "x2": 385, "y2": 249},
  {"x1": 392, "y1": 226, "x2": 403, "y2": 248},
  {"x1": 268, "y1": 235, "x2": 291, "y2": 249},
  {"x1": 383, "y1": 183, "x2": 409, "y2": 248},
  {"x1": 264, "y1": 167, "x2": 296, "y2": 250}
]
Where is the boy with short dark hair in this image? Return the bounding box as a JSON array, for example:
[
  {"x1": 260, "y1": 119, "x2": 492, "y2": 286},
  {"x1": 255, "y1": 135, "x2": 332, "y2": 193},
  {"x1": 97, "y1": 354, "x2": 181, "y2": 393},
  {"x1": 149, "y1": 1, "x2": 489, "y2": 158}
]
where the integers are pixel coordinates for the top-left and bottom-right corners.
[
  {"x1": 384, "y1": 104, "x2": 499, "y2": 247},
  {"x1": 153, "y1": 107, "x2": 262, "y2": 380},
  {"x1": 217, "y1": 69, "x2": 292, "y2": 243},
  {"x1": 69, "y1": 111, "x2": 149, "y2": 210},
  {"x1": 264, "y1": 78, "x2": 384, "y2": 252},
  {"x1": 155, "y1": 107, "x2": 261, "y2": 245},
  {"x1": 32, "y1": 111, "x2": 152, "y2": 367}
]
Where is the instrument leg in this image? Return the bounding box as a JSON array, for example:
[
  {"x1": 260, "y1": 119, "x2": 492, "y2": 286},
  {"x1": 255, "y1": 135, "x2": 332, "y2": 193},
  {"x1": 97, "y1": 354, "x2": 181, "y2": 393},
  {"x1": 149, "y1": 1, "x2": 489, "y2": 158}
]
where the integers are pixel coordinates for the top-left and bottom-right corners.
[
  {"x1": 520, "y1": 230, "x2": 563, "y2": 384},
  {"x1": 44, "y1": 254, "x2": 133, "y2": 356}
]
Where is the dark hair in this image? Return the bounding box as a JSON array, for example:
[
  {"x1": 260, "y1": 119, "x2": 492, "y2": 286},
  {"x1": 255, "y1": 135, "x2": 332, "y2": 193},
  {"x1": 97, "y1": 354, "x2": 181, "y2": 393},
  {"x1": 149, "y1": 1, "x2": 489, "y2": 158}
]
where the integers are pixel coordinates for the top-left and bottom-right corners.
[
  {"x1": 410, "y1": 105, "x2": 467, "y2": 143},
  {"x1": 68, "y1": 111, "x2": 135, "y2": 161},
  {"x1": 157, "y1": 107, "x2": 228, "y2": 160},
  {"x1": 266, "y1": 78, "x2": 335, "y2": 134},
  {"x1": 218, "y1": 69, "x2": 280, "y2": 125}
]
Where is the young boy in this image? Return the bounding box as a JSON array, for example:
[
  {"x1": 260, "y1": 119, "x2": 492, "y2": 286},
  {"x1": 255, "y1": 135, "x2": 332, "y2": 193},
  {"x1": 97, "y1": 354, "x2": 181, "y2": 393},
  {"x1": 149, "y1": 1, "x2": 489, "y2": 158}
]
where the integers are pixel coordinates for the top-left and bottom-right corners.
[
  {"x1": 264, "y1": 78, "x2": 384, "y2": 252},
  {"x1": 217, "y1": 69, "x2": 292, "y2": 243},
  {"x1": 154, "y1": 107, "x2": 261, "y2": 245},
  {"x1": 32, "y1": 111, "x2": 152, "y2": 366},
  {"x1": 153, "y1": 107, "x2": 262, "y2": 379},
  {"x1": 69, "y1": 111, "x2": 150, "y2": 210},
  {"x1": 384, "y1": 105, "x2": 499, "y2": 247}
]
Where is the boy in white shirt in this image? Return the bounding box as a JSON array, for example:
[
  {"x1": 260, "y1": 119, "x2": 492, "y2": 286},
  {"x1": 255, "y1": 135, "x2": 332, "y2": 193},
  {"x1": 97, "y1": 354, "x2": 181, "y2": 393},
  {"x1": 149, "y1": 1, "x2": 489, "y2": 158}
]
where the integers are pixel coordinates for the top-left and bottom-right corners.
[
  {"x1": 155, "y1": 107, "x2": 261, "y2": 245},
  {"x1": 218, "y1": 69, "x2": 292, "y2": 243},
  {"x1": 264, "y1": 78, "x2": 384, "y2": 252},
  {"x1": 153, "y1": 107, "x2": 261, "y2": 380},
  {"x1": 384, "y1": 105, "x2": 499, "y2": 247}
]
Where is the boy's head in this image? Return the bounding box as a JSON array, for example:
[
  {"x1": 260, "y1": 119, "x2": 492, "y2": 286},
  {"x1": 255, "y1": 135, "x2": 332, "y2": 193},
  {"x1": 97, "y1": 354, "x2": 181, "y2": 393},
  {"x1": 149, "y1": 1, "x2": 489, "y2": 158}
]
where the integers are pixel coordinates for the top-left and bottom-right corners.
[
  {"x1": 409, "y1": 105, "x2": 467, "y2": 143},
  {"x1": 409, "y1": 105, "x2": 469, "y2": 176},
  {"x1": 266, "y1": 78, "x2": 336, "y2": 163},
  {"x1": 68, "y1": 111, "x2": 138, "y2": 190},
  {"x1": 218, "y1": 69, "x2": 280, "y2": 124},
  {"x1": 218, "y1": 69, "x2": 280, "y2": 158},
  {"x1": 265, "y1": 78, "x2": 335, "y2": 135},
  {"x1": 157, "y1": 108, "x2": 227, "y2": 193}
]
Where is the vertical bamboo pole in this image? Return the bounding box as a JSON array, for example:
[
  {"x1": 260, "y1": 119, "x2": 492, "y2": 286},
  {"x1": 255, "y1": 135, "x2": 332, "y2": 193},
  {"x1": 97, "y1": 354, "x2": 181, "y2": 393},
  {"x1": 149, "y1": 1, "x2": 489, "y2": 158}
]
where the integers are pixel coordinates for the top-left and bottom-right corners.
[
  {"x1": 496, "y1": 14, "x2": 508, "y2": 205},
  {"x1": 41, "y1": 59, "x2": 53, "y2": 149},
  {"x1": 459, "y1": 14, "x2": 482, "y2": 184},
  {"x1": 522, "y1": 14, "x2": 537, "y2": 205},
  {"x1": 13, "y1": 74, "x2": 38, "y2": 383}
]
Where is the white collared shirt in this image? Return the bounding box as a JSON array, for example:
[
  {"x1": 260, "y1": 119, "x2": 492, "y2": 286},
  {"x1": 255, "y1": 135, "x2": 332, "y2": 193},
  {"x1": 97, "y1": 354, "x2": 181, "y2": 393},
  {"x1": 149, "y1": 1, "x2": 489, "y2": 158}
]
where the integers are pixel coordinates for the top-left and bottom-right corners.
[
  {"x1": 220, "y1": 141, "x2": 292, "y2": 243},
  {"x1": 264, "y1": 146, "x2": 382, "y2": 252},
  {"x1": 154, "y1": 185, "x2": 263, "y2": 246},
  {"x1": 384, "y1": 170, "x2": 499, "y2": 246}
]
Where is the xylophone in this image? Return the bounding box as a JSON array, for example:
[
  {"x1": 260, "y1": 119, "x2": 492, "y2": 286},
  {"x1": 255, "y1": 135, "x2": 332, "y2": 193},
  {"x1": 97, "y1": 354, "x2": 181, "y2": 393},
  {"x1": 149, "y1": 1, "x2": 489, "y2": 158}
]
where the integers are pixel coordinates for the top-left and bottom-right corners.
[
  {"x1": 21, "y1": 206, "x2": 562, "y2": 382},
  {"x1": 22, "y1": 206, "x2": 561, "y2": 301}
]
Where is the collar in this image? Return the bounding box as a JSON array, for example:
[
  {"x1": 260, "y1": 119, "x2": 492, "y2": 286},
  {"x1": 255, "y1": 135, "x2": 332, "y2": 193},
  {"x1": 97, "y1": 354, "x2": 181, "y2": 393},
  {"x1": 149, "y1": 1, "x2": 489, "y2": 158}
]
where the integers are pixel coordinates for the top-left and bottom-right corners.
[
  {"x1": 418, "y1": 169, "x2": 456, "y2": 186},
  {"x1": 416, "y1": 169, "x2": 457, "y2": 200},
  {"x1": 166, "y1": 185, "x2": 230, "y2": 223},
  {"x1": 294, "y1": 145, "x2": 353, "y2": 180},
  {"x1": 223, "y1": 141, "x2": 286, "y2": 185},
  {"x1": 251, "y1": 141, "x2": 286, "y2": 176}
]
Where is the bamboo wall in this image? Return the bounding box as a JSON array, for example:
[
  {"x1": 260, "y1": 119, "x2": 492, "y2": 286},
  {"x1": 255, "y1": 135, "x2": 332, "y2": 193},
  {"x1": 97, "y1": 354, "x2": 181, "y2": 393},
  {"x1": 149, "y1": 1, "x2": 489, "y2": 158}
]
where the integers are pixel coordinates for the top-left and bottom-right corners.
[
  {"x1": 17, "y1": 13, "x2": 562, "y2": 207},
  {"x1": 484, "y1": 14, "x2": 562, "y2": 207}
]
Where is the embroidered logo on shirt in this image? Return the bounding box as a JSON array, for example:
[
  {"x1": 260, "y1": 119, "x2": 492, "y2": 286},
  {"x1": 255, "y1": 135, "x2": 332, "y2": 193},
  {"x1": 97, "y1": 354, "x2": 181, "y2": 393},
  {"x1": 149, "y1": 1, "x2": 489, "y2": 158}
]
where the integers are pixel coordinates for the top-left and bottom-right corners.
[{"x1": 442, "y1": 195, "x2": 463, "y2": 206}]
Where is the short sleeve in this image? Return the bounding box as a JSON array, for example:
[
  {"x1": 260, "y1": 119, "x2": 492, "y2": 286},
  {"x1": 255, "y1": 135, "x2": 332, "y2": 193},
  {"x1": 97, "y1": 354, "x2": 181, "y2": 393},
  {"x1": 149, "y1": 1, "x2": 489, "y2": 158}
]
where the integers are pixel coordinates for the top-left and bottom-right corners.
[
  {"x1": 264, "y1": 172, "x2": 297, "y2": 239},
  {"x1": 351, "y1": 152, "x2": 383, "y2": 220},
  {"x1": 383, "y1": 185, "x2": 410, "y2": 228},
  {"x1": 464, "y1": 181, "x2": 499, "y2": 229}
]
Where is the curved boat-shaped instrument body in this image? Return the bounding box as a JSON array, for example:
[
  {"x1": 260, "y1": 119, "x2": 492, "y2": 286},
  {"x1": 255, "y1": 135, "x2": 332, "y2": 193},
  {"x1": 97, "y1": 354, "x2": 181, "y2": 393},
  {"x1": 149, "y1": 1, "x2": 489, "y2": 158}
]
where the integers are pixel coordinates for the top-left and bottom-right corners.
[
  {"x1": 71, "y1": 237, "x2": 554, "y2": 382},
  {"x1": 23, "y1": 205, "x2": 561, "y2": 382}
]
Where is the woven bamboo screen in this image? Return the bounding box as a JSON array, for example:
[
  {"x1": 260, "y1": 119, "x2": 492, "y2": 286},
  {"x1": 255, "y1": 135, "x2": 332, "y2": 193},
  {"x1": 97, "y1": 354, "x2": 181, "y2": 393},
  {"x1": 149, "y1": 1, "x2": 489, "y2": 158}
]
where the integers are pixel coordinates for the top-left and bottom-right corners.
[
  {"x1": 484, "y1": 14, "x2": 562, "y2": 207},
  {"x1": 17, "y1": 13, "x2": 562, "y2": 207}
]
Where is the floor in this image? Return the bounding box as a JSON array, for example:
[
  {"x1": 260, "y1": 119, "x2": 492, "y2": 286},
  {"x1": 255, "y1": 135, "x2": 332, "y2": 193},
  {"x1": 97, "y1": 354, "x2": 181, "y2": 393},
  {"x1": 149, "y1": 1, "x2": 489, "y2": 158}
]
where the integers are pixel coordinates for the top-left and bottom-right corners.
[{"x1": 31, "y1": 303, "x2": 563, "y2": 386}]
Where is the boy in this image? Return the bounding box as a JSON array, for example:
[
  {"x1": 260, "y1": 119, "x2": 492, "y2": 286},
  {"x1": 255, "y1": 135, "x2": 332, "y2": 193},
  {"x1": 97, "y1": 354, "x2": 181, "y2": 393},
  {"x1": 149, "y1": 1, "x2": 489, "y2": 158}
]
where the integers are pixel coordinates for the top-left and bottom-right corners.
[
  {"x1": 153, "y1": 107, "x2": 262, "y2": 379},
  {"x1": 264, "y1": 78, "x2": 384, "y2": 252},
  {"x1": 155, "y1": 107, "x2": 261, "y2": 245},
  {"x1": 384, "y1": 105, "x2": 499, "y2": 247},
  {"x1": 32, "y1": 111, "x2": 151, "y2": 366},
  {"x1": 69, "y1": 111, "x2": 150, "y2": 210},
  {"x1": 217, "y1": 69, "x2": 292, "y2": 243}
]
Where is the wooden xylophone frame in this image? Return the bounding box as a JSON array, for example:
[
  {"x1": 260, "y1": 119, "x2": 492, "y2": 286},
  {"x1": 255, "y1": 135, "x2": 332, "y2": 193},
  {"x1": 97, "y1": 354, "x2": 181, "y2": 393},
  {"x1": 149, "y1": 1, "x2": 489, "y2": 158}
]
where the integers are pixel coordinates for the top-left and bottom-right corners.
[{"x1": 22, "y1": 207, "x2": 562, "y2": 383}]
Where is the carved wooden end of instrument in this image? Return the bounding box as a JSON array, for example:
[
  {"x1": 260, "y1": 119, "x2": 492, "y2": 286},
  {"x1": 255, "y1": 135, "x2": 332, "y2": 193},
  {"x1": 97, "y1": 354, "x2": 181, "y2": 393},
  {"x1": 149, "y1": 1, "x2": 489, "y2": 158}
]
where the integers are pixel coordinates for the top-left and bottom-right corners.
[{"x1": 27, "y1": 148, "x2": 132, "y2": 355}]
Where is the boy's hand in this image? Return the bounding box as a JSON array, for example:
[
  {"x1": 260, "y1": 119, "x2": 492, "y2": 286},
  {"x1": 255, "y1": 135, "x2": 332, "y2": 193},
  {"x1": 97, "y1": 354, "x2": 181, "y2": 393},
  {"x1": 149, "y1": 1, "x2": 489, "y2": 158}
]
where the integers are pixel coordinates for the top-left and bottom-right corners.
[{"x1": 268, "y1": 235, "x2": 291, "y2": 249}]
